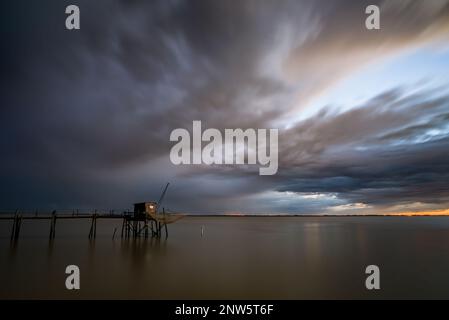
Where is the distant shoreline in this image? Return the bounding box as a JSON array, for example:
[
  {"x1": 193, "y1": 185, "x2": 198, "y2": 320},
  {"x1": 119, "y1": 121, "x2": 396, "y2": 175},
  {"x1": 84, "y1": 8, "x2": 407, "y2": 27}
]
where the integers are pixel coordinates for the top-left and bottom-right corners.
[
  {"x1": 1, "y1": 212, "x2": 448, "y2": 218},
  {"x1": 183, "y1": 214, "x2": 449, "y2": 217}
]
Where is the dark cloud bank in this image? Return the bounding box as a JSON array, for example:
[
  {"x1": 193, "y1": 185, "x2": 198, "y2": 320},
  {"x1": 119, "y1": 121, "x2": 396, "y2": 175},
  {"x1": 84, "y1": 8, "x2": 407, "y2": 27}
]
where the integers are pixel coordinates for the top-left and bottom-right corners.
[{"x1": 1, "y1": 0, "x2": 449, "y2": 213}]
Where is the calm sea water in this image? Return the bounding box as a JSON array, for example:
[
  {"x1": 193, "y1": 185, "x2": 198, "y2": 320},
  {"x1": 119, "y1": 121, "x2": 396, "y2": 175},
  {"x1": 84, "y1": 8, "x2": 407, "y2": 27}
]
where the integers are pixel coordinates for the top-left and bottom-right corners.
[{"x1": 1, "y1": 216, "x2": 449, "y2": 299}]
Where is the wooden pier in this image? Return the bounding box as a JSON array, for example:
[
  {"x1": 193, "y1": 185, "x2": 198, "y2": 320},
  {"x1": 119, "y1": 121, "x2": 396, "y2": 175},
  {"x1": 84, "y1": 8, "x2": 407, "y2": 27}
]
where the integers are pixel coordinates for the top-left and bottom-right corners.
[
  {"x1": 0, "y1": 209, "x2": 172, "y2": 240},
  {"x1": 1, "y1": 184, "x2": 184, "y2": 241}
]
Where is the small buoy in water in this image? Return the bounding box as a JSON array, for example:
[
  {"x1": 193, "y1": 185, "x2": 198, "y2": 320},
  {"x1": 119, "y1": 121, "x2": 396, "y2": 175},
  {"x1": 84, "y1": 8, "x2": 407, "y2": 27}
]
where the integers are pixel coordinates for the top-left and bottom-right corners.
[{"x1": 201, "y1": 226, "x2": 204, "y2": 237}]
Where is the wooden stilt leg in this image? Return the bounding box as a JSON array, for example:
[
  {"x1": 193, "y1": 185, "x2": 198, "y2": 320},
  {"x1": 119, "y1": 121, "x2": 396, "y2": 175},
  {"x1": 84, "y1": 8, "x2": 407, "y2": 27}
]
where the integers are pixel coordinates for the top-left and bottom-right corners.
[
  {"x1": 145, "y1": 220, "x2": 148, "y2": 239},
  {"x1": 49, "y1": 211, "x2": 56, "y2": 239},
  {"x1": 52, "y1": 213, "x2": 56, "y2": 239},
  {"x1": 14, "y1": 215, "x2": 22, "y2": 240},
  {"x1": 11, "y1": 211, "x2": 17, "y2": 240},
  {"x1": 94, "y1": 215, "x2": 97, "y2": 238},
  {"x1": 89, "y1": 215, "x2": 94, "y2": 239},
  {"x1": 163, "y1": 208, "x2": 168, "y2": 239}
]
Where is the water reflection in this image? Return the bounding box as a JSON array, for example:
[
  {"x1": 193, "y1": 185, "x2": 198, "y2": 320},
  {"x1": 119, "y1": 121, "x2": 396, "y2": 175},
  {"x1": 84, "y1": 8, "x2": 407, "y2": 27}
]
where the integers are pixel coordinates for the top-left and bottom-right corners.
[
  {"x1": 119, "y1": 238, "x2": 168, "y2": 269},
  {"x1": 47, "y1": 238, "x2": 55, "y2": 259},
  {"x1": 3, "y1": 217, "x2": 449, "y2": 299},
  {"x1": 8, "y1": 238, "x2": 18, "y2": 260}
]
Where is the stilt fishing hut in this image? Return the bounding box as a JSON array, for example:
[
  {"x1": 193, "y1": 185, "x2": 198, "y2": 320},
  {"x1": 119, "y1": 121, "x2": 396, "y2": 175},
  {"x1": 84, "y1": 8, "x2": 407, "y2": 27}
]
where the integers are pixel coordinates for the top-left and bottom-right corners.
[{"x1": 121, "y1": 183, "x2": 184, "y2": 239}]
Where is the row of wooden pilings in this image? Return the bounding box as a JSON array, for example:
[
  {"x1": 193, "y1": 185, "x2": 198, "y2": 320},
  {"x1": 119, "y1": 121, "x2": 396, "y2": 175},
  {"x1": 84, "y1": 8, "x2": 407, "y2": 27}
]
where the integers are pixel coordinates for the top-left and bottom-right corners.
[
  {"x1": 10, "y1": 210, "x2": 84, "y2": 240},
  {"x1": 120, "y1": 217, "x2": 168, "y2": 239},
  {"x1": 7, "y1": 210, "x2": 168, "y2": 240}
]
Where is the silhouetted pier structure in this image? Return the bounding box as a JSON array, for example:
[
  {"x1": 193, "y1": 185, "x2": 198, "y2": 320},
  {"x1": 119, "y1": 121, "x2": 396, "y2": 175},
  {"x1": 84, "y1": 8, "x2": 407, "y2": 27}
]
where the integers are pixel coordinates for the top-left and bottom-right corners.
[
  {"x1": 1, "y1": 208, "x2": 179, "y2": 241},
  {"x1": 1, "y1": 183, "x2": 182, "y2": 241}
]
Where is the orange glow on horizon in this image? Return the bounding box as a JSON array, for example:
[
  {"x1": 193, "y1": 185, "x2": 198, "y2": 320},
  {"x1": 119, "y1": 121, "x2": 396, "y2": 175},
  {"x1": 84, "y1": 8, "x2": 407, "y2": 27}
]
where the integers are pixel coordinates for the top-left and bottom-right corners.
[
  {"x1": 390, "y1": 208, "x2": 449, "y2": 216},
  {"x1": 224, "y1": 212, "x2": 244, "y2": 216}
]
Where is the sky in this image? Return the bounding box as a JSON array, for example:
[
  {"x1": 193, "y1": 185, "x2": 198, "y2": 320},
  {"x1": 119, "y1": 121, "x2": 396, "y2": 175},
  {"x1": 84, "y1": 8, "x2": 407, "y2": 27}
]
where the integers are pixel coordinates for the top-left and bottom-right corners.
[{"x1": 1, "y1": 0, "x2": 449, "y2": 215}]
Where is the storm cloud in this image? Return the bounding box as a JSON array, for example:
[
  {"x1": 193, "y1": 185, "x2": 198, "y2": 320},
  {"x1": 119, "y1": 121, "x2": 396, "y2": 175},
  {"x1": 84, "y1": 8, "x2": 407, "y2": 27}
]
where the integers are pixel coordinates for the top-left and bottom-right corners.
[{"x1": 1, "y1": 0, "x2": 449, "y2": 214}]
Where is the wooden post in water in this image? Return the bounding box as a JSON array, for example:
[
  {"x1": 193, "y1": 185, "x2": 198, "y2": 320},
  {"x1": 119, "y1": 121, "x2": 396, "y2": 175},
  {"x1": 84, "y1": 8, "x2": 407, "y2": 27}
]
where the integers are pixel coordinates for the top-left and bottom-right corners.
[
  {"x1": 126, "y1": 219, "x2": 131, "y2": 238},
  {"x1": 53, "y1": 212, "x2": 57, "y2": 239},
  {"x1": 93, "y1": 212, "x2": 97, "y2": 238},
  {"x1": 88, "y1": 218, "x2": 92, "y2": 239},
  {"x1": 121, "y1": 216, "x2": 125, "y2": 238},
  {"x1": 88, "y1": 213, "x2": 94, "y2": 239},
  {"x1": 49, "y1": 213, "x2": 53, "y2": 239},
  {"x1": 132, "y1": 220, "x2": 136, "y2": 238},
  {"x1": 144, "y1": 219, "x2": 149, "y2": 239},
  {"x1": 16, "y1": 215, "x2": 22, "y2": 240},
  {"x1": 12, "y1": 212, "x2": 22, "y2": 240},
  {"x1": 49, "y1": 210, "x2": 56, "y2": 239},
  {"x1": 125, "y1": 220, "x2": 128, "y2": 238},
  {"x1": 10, "y1": 210, "x2": 18, "y2": 240},
  {"x1": 163, "y1": 208, "x2": 168, "y2": 239},
  {"x1": 150, "y1": 220, "x2": 154, "y2": 237}
]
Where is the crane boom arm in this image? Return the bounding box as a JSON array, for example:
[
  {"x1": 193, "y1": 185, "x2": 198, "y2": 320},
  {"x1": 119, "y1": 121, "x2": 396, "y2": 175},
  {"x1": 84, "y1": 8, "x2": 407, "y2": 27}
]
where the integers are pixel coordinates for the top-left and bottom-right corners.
[{"x1": 157, "y1": 182, "x2": 170, "y2": 210}]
